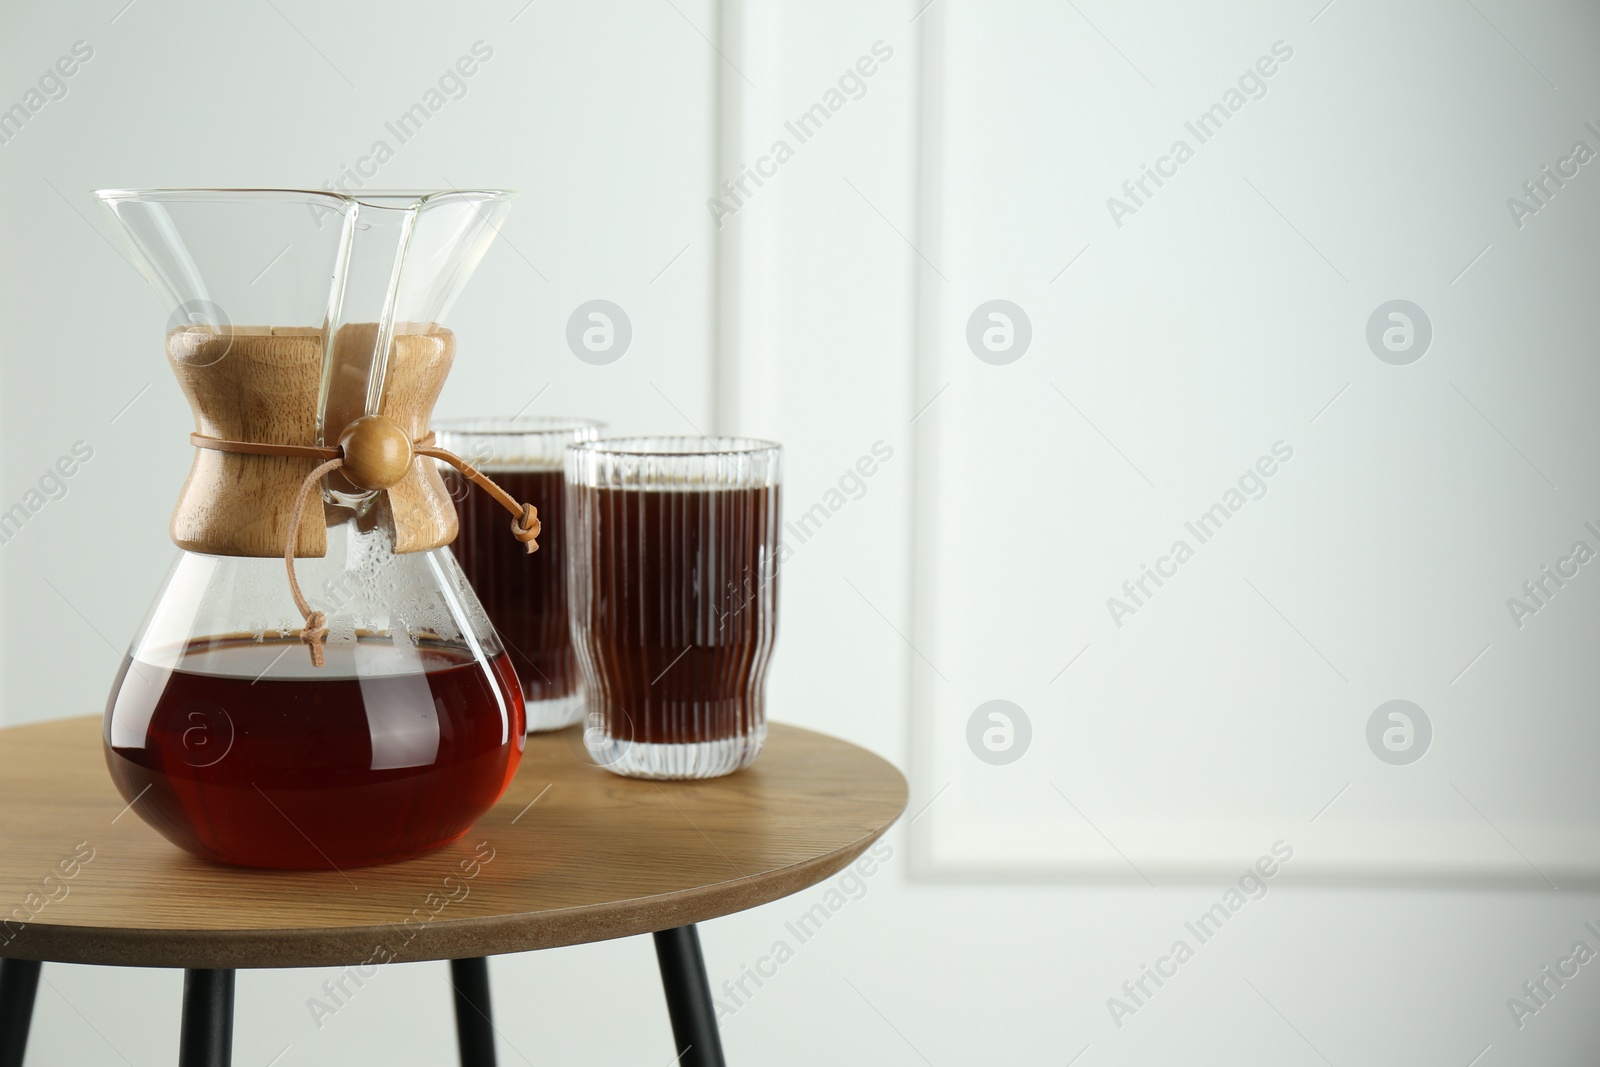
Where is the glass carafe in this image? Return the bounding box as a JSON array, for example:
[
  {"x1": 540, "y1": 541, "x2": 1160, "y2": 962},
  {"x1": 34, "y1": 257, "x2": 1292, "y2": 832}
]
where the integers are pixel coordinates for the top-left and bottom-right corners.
[{"x1": 98, "y1": 189, "x2": 529, "y2": 869}]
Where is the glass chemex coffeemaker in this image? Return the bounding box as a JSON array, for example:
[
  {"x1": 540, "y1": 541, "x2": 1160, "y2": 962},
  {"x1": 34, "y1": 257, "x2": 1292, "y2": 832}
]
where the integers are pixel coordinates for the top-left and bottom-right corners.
[{"x1": 98, "y1": 188, "x2": 539, "y2": 869}]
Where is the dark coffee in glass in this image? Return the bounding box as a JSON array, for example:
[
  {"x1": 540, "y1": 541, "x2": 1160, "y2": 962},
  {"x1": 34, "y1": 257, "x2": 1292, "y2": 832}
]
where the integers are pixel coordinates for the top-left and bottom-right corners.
[
  {"x1": 567, "y1": 437, "x2": 782, "y2": 779},
  {"x1": 435, "y1": 417, "x2": 601, "y2": 731}
]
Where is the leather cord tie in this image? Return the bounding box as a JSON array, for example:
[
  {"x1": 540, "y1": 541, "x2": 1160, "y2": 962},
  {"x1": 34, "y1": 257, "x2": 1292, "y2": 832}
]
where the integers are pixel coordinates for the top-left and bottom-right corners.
[{"x1": 191, "y1": 429, "x2": 541, "y2": 667}]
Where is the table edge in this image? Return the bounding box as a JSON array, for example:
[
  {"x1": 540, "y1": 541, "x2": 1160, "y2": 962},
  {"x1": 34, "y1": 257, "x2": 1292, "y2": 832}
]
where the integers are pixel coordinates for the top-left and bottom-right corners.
[
  {"x1": 0, "y1": 717, "x2": 908, "y2": 968},
  {"x1": 0, "y1": 821, "x2": 899, "y2": 969}
]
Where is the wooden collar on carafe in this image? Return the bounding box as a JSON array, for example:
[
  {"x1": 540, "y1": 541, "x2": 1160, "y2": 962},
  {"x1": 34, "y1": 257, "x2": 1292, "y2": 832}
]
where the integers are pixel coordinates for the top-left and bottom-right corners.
[{"x1": 189, "y1": 415, "x2": 541, "y2": 667}]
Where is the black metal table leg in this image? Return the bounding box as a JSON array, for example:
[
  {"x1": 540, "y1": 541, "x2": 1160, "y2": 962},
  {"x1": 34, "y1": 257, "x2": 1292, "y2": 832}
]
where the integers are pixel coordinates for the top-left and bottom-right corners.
[
  {"x1": 178, "y1": 969, "x2": 234, "y2": 1067},
  {"x1": 450, "y1": 957, "x2": 497, "y2": 1067},
  {"x1": 0, "y1": 959, "x2": 41, "y2": 1067},
  {"x1": 653, "y1": 925, "x2": 726, "y2": 1067}
]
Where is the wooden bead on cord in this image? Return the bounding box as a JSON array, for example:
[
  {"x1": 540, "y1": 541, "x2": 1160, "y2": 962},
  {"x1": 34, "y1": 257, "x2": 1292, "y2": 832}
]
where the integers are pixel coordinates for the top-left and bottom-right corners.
[{"x1": 338, "y1": 415, "x2": 414, "y2": 490}]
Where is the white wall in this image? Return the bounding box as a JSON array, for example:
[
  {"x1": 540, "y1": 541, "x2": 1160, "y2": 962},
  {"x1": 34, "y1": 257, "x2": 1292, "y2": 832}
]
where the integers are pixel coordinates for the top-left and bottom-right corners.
[{"x1": 4, "y1": 0, "x2": 1600, "y2": 1063}]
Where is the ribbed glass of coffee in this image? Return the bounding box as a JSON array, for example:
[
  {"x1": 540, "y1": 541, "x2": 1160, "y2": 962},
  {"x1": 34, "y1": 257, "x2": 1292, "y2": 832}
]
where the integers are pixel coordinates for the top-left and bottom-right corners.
[
  {"x1": 434, "y1": 417, "x2": 602, "y2": 731},
  {"x1": 566, "y1": 437, "x2": 781, "y2": 779}
]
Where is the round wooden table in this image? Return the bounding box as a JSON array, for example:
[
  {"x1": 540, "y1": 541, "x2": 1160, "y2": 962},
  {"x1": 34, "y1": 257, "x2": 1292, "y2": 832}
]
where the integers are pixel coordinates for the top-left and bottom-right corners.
[{"x1": 0, "y1": 716, "x2": 905, "y2": 1067}]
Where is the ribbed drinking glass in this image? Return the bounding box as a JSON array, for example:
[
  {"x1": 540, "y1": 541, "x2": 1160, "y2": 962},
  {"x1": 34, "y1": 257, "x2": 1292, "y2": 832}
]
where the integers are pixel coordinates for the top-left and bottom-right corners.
[
  {"x1": 434, "y1": 416, "x2": 602, "y2": 731},
  {"x1": 566, "y1": 437, "x2": 781, "y2": 779}
]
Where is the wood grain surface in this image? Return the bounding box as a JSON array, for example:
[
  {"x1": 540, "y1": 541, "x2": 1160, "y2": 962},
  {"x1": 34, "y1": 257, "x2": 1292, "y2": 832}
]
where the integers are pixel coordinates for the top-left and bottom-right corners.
[
  {"x1": 0, "y1": 717, "x2": 906, "y2": 970},
  {"x1": 168, "y1": 323, "x2": 462, "y2": 558},
  {"x1": 332, "y1": 322, "x2": 460, "y2": 554},
  {"x1": 168, "y1": 325, "x2": 327, "y2": 558}
]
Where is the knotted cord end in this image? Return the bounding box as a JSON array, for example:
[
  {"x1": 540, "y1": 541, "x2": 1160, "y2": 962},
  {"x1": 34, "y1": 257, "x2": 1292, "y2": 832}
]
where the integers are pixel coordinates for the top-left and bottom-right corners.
[
  {"x1": 300, "y1": 610, "x2": 329, "y2": 668},
  {"x1": 512, "y1": 502, "x2": 541, "y2": 554}
]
